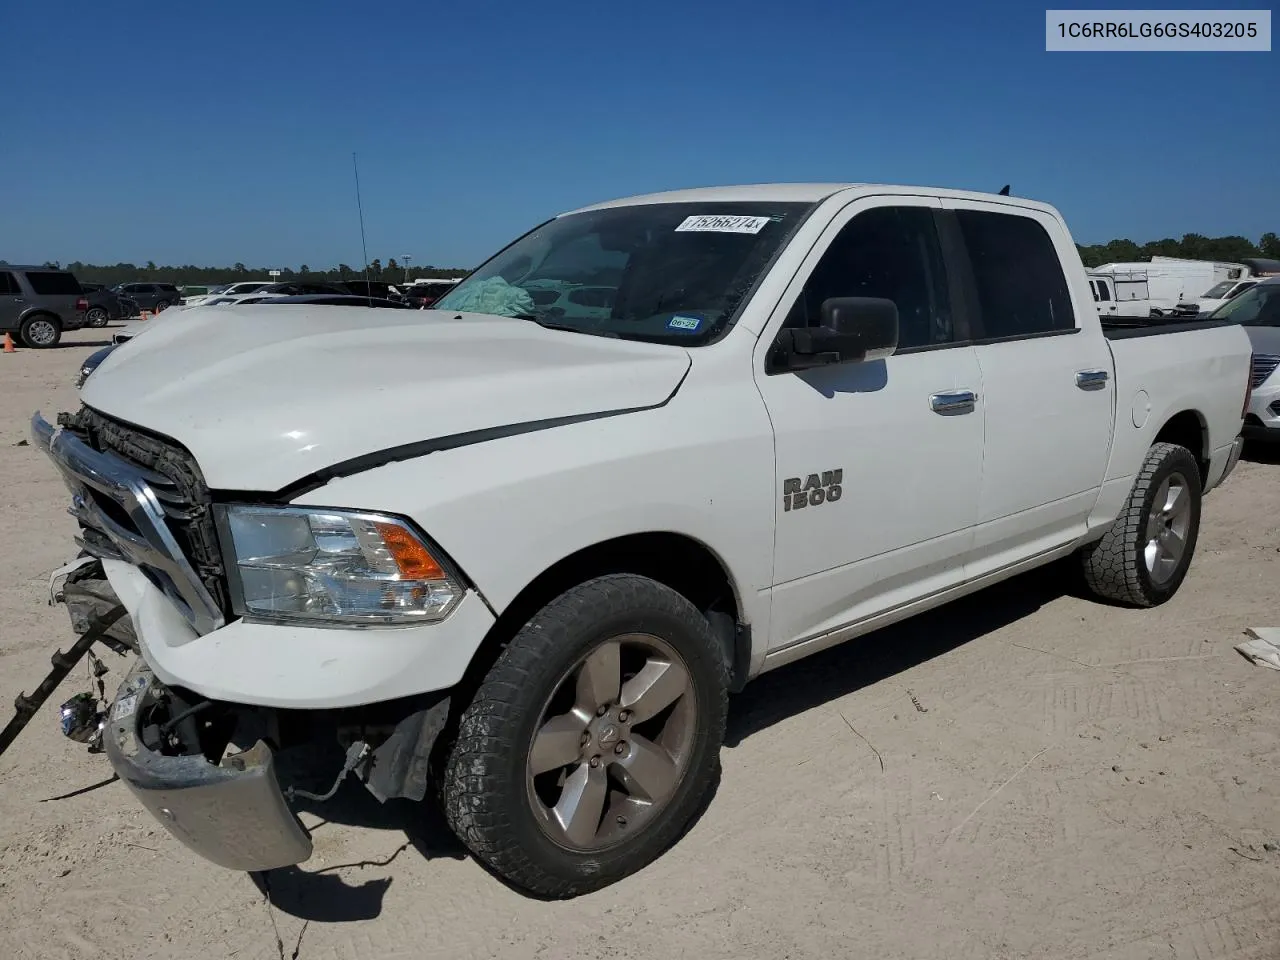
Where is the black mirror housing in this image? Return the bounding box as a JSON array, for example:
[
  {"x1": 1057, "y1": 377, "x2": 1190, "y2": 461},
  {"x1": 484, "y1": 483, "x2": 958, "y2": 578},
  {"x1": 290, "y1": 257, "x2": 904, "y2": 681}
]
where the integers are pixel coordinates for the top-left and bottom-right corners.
[
  {"x1": 774, "y1": 297, "x2": 899, "y2": 371},
  {"x1": 819, "y1": 297, "x2": 899, "y2": 360}
]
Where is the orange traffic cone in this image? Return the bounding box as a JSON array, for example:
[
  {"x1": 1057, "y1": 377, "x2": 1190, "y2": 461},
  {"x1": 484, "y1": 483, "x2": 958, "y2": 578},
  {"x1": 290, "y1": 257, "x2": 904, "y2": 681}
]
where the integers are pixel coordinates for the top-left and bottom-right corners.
[{"x1": 3, "y1": 332, "x2": 14, "y2": 353}]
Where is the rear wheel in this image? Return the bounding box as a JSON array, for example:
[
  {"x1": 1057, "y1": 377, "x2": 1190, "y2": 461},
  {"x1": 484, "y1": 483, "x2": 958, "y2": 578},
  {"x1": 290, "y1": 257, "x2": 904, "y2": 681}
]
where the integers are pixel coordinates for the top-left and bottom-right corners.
[
  {"x1": 85, "y1": 307, "x2": 109, "y2": 327},
  {"x1": 1080, "y1": 442, "x2": 1201, "y2": 607},
  {"x1": 441, "y1": 574, "x2": 728, "y2": 897},
  {"x1": 19, "y1": 314, "x2": 61, "y2": 348}
]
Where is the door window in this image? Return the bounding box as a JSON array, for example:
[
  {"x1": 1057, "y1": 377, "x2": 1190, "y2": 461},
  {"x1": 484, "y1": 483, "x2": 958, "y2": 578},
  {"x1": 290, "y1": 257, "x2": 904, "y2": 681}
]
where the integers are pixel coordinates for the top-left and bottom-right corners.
[
  {"x1": 955, "y1": 210, "x2": 1075, "y2": 339},
  {"x1": 782, "y1": 205, "x2": 956, "y2": 351},
  {"x1": 0, "y1": 272, "x2": 19, "y2": 295}
]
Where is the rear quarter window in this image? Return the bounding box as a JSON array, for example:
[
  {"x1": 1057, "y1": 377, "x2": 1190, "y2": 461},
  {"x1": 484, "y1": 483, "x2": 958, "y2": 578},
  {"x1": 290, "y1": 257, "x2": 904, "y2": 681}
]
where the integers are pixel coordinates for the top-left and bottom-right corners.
[
  {"x1": 24, "y1": 271, "x2": 83, "y2": 295},
  {"x1": 955, "y1": 210, "x2": 1075, "y2": 339}
]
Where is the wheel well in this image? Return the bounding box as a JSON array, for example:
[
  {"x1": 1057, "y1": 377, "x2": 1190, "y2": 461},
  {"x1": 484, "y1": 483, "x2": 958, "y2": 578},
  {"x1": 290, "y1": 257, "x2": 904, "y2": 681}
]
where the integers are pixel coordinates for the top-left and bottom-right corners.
[
  {"x1": 459, "y1": 533, "x2": 748, "y2": 701},
  {"x1": 1153, "y1": 410, "x2": 1209, "y2": 486}
]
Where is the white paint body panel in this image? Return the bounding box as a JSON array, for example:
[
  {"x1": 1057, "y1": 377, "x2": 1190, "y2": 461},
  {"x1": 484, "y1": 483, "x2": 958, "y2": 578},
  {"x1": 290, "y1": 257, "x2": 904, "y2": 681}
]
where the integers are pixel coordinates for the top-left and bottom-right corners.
[
  {"x1": 941, "y1": 197, "x2": 1117, "y2": 577},
  {"x1": 83, "y1": 306, "x2": 690, "y2": 490},
  {"x1": 77, "y1": 183, "x2": 1252, "y2": 707},
  {"x1": 751, "y1": 195, "x2": 985, "y2": 651},
  {"x1": 102, "y1": 559, "x2": 497, "y2": 708}
]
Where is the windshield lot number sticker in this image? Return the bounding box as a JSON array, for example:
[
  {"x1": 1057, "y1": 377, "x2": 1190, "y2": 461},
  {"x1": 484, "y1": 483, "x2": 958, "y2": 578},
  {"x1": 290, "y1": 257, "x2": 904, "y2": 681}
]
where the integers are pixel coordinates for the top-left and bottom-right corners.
[{"x1": 675, "y1": 215, "x2": 771, "y2": 234}]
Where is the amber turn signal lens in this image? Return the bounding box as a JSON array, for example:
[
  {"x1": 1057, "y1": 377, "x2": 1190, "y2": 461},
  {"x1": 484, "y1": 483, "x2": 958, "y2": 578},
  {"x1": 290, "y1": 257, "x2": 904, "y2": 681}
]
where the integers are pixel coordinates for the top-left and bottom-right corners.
[{"x1": 374, "y1": 521, "x2": 447, "y2": 580}]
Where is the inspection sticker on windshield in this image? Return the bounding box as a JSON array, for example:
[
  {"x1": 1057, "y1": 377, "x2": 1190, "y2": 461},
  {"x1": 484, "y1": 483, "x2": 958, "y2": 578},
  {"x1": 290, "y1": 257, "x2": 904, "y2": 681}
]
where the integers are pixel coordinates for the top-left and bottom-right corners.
[
  {"x1": 668, "y1": 315, "x2": 702, "y2": 331},
  {"x1": 674, "y1": 214, "x2": 771, "y2": 234}
]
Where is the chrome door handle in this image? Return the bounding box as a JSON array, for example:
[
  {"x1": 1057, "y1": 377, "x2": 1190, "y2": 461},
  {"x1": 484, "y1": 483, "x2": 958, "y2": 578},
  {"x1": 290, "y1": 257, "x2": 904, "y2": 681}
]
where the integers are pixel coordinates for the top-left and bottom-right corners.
[
  {"x1": 1076, "y1": 369, "x2": 1109, "y2": 390},
  {"x1": 930, "y1": 390, "x2": 976, "y2": 414}
]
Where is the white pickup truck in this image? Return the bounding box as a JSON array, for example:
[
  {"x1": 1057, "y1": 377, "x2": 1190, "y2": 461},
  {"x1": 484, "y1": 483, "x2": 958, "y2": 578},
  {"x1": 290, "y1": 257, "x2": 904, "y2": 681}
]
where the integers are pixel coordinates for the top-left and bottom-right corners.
[{"x1": 35, "y1": 183, "x2": 1252, "y2": 898}]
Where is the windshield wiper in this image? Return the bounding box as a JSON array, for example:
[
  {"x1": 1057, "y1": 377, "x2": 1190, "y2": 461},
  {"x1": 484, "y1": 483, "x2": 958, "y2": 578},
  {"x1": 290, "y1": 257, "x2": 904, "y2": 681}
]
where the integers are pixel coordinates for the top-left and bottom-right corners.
[{"x1": 516, "y1": 315, "x2": 619, "y2": 338}]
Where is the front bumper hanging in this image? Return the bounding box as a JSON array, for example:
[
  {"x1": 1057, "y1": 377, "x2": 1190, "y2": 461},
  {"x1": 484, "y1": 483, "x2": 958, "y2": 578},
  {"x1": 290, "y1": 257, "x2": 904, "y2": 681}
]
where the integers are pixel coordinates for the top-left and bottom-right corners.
[{"x1": 103, "y1": 659, "x2": 313, "y2": 872}]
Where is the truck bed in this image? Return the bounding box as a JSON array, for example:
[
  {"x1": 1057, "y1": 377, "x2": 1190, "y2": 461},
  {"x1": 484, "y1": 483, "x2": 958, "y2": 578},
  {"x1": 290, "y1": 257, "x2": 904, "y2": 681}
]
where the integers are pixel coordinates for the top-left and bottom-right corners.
[{"x1": 1102, "y1": 318, "x2": 1234, "y2": 340}]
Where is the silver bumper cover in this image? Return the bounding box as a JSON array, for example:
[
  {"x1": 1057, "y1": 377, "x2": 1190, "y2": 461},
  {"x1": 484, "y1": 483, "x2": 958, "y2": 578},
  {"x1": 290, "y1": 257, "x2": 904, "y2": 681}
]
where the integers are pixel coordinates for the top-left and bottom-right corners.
[{"x1": 104, "y1": 658, "x2": 313, "y2": 872}]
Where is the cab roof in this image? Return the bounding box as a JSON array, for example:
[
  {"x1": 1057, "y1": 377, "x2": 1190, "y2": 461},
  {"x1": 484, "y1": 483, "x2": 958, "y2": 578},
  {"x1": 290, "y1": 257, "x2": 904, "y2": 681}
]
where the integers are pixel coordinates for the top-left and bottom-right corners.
[{"x1": 565, "y1": 183, "x2": 1060, "y2": 217}]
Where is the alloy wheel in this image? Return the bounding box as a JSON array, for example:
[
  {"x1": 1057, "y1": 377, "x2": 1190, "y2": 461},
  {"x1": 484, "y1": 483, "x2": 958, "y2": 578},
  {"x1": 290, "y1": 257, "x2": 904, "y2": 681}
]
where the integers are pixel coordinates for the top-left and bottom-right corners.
[
  {"x1": 525, "y1": 633, "x2": 697, "y2": 852},
  {"x1": 1144, "y1": 472, "x2": 1192, "y2": 584}
]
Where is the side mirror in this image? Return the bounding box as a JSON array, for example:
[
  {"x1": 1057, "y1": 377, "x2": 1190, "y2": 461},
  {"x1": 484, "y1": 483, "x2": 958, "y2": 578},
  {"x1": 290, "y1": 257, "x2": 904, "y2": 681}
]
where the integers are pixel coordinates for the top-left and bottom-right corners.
[{"x1": 775, "y1": 297, "x2": 899, "y2": 371}]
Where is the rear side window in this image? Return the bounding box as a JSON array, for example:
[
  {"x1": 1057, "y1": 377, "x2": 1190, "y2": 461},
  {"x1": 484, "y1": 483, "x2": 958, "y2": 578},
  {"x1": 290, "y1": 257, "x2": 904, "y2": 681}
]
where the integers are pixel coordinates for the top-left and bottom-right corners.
[
  {"x1": 956, "y1": 210, "x2": 1075, "y2": 339},
  {"x1": 0, "y1": 272, "x2": 19, "y2": 295},
  {"x1": 784, "y1": 205, "x2": 955, "y2": 350},
  {"x1": 24, "y1": 271, "x2": 82, "y2": 295}
]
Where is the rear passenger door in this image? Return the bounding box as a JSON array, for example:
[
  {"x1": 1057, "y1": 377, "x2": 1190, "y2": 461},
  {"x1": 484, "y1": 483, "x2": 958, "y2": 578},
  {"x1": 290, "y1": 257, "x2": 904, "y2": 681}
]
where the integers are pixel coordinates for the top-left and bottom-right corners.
[{"x1": 941, "y1": 200, "x2": 1115, "y2": 577}]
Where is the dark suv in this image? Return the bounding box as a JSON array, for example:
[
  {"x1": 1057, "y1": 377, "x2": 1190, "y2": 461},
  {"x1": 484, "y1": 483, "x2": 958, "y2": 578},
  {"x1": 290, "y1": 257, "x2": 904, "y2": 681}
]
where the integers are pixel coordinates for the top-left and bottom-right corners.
[
  {"x1": 0, "y1": 266, "x2": 87, "y2": 347},
  {"x1": 80, "y1": 283, "x2": 136, "y2": 327},
  {"x1": 112, "y1": 282, "x2": 182, "y2": 313}
]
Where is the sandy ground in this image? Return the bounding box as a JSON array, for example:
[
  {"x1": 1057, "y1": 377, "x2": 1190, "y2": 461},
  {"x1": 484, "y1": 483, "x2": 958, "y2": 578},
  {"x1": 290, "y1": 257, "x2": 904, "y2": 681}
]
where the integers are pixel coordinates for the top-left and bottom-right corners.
[{"x1": 1, "y1": 328, "x2": 1279, "y2": 960}]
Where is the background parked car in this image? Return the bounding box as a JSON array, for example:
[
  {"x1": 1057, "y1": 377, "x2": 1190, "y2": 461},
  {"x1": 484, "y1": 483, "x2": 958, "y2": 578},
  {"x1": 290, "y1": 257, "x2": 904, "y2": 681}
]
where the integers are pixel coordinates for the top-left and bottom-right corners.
[
  {"x1": 400, "y1": 278, "x2": 461, "y2": 308},
  {"x1": 201, "y1": 281, "x2": 349, "y2": 305},
  {"x1": 337, "y1": 280, "x2": 402, "y2": 300},
  {"x1": 1213, "y1": 277, "x2": 1280, "y2": 441},
  {"x1": 79, "y1": 282, "x2": 137, "y2": 327},
  {"x1": 112, "y1": 282, "x2": 182, "y2": 313},
  {"x1": 181, "y1": 281, "x2": 269, "y2": 306},
  {"x1": 250, "y1": 293, "x2": 412, "y2": 308},
  {"x1": 0, "y1": 265, "x2": 87, "y2": 347},
  {"x1": 75, "y1": 343, "x2": 117, "y2": 388}
]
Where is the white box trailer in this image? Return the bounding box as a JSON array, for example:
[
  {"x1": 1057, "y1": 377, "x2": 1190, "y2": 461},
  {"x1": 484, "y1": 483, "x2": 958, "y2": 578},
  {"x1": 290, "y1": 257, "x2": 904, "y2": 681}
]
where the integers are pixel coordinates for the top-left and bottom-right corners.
[{"x1": 1091, "y1": 258, "x2": 1247, "y2": 318}]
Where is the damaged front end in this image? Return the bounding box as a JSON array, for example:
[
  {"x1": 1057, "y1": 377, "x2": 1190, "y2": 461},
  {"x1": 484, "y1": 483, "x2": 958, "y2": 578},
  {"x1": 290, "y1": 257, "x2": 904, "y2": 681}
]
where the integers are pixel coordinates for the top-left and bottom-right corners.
[
  {"x1": 20, "y1": 409, "x2": 455, "y2": 872},
  {"x1": 100, "y1": 653, "x2": 450, "y2": 871}
]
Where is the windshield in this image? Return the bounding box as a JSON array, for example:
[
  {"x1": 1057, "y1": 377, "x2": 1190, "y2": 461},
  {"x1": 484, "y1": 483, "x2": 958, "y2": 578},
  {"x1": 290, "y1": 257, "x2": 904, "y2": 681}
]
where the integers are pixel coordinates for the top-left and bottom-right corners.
[
  {"x1": 227, "y1": 282, "x2": 268, "y2": 295},
  {"x1": 433, "y1": 201, "x2": 813, "y2": 343},
  {"x1": 1209, "y1": 284, "x2": 1280, "y2": 325},
  {"x1": 1200, "y1": 281, "x2": 1235, "y2": 299}
]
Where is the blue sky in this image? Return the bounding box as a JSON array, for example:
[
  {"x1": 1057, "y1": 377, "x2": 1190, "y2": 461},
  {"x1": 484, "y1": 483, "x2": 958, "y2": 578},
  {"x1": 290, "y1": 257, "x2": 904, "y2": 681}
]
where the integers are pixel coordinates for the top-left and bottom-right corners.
[{"x1": 1, "y1": 1, "x2": 1276, "y2": 268}]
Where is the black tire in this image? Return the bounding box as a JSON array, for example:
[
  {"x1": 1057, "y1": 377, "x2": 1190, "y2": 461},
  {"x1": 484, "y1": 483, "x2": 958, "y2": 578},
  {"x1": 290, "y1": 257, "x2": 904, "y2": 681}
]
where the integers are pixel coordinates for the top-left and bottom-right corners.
[
  {"x1": 441, "y1": 574, "x2": 729, "y2": 898},
  {"x1": 19, "y1": 313, "x2": 62, "y2": 348},
  {"x1": 154, "y1": 300, "x2": 171, "y2": 312},
  {"x1": 1079, "y1": 442, "x2": 1202, "y2": 607},
  {"x1": 85, "y1": 306, "x2": 109, "y2": 327}
]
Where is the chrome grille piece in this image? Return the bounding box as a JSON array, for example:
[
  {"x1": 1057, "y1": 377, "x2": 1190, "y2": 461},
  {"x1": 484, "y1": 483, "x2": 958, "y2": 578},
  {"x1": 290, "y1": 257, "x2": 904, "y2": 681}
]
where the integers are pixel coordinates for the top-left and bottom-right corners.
[
  {"x1": 1251, "y1": 354, "x2": 1280, "y2": 389},
  {"x1": 32, "y1": 409, "x2": 226, "y2": 635}
]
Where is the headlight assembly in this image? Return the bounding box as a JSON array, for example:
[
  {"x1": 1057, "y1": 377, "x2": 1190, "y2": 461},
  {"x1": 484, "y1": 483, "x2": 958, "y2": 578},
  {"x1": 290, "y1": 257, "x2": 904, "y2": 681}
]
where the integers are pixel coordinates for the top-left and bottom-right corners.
[{"x1": 218, "y1": 506, "x2": 463, "y2": 625}]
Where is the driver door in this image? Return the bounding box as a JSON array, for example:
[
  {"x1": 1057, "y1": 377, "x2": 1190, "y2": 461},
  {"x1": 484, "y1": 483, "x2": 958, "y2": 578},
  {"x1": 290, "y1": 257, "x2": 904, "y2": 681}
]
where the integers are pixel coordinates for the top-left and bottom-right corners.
[{"x1": 754, "y1": 196, "x2": 986, "y2": 655}]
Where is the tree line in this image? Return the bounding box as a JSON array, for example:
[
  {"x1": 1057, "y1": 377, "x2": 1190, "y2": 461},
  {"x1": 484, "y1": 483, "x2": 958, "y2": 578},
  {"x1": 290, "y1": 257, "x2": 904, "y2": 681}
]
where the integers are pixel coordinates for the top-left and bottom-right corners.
[
  {"x1": 16, "y1": 230, "x2": 1280, "y2": 285},
  {"x1": 1076, "y1": 232, "x2": 1280, "y2": 268},
  {"x1": 22, "y1": 259, "x2": 472, "y2": 287}
]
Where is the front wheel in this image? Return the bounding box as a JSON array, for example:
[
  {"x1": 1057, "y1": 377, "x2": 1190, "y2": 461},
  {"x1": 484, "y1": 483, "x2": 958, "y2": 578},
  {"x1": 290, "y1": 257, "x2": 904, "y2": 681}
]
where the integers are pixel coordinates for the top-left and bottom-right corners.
[
  {"x1": 441, "y1": 574, "x2": 729, "y2": 897},
  {"x1": 19, "y1": 314, "x2": 62, "y2": 348},
  {"x1": 1080, "y1": 442, "x2": 1202, "y2": 607},
  {"x1": 154, "y1": 300, "x2": 171, "y2": 312}
]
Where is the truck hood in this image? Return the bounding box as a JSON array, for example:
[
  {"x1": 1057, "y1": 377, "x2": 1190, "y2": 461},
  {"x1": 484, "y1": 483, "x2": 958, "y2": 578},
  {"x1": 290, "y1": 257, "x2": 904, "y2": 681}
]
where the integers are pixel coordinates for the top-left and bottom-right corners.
[{"x1": 81, "y1": 305, "x2": 691, "y2": 491}]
